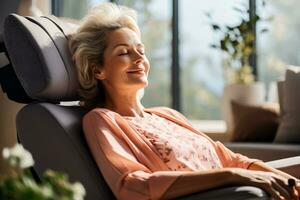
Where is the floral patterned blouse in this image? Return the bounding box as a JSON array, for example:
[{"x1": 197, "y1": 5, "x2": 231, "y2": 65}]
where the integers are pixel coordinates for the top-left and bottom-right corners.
[{"x1": 124, "y1": 113, "x2": 222, "y2": 171}]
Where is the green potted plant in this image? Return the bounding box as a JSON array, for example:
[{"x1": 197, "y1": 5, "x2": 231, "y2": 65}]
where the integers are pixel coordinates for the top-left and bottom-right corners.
[
  {"x1": 207, "y1": 1, "x2": 271, "y2": 135},
  {"x1": 0, "y1": 144, "x2": 86, "y2": 200},
  {"x1": 207, "y1": 1, "x2": 270, "y2": 84}
]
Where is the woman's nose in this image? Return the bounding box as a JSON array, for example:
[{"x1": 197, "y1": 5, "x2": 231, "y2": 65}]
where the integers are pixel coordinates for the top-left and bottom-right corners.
[{"x1": 133, "y1": 51, "x2": 143, "y2": 64}]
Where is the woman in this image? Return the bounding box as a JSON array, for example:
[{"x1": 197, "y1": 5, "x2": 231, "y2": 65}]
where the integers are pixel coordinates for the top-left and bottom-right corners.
[{"x1": 69, "y1": 3, "x2": 299, "y2": 200}]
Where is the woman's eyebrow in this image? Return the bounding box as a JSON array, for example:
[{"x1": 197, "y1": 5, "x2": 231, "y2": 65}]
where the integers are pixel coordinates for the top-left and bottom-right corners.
[
  {"x1": 113, "y1": 43, "x2": 144, "y2": 49},
  {"x1": 113, "y1": 43, "x2": 129, "y2": 49}
]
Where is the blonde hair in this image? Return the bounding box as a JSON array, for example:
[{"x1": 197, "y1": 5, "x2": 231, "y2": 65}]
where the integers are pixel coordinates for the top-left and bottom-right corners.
[{"x1": 69, "y1": 2, "x2": 139, "y2": 108}]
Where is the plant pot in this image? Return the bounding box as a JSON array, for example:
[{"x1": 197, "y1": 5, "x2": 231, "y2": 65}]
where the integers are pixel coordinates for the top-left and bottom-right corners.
[{"x1": 222, "y1": 82, "x2": 266, "y2": 136}]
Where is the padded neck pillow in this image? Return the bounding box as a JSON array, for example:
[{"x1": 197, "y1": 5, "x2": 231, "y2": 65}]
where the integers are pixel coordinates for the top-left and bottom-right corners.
[{"x1": 4, "y1": 14, "x2": 79, "y2": 102}]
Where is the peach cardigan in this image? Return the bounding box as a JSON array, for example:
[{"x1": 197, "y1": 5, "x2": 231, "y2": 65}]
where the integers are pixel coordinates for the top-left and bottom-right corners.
[{"x1": 83, "y1": 107, "x2": 258, "y2": 200}]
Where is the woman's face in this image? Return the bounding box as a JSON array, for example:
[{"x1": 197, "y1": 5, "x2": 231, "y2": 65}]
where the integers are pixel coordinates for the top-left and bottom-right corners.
[{"x1": 95, "y1": 27, "x2": 150, "y2": 93}]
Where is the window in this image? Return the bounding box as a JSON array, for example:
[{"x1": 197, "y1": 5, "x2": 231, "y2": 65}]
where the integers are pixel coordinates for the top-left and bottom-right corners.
[
  {"x1": 257, "y1": 0, "x2": 300, "y2": 99},
  {"x1": 180, "y1": 0, "x2": 248, "y2": 119},
  {"x1": 52, "y1": 0, "x2": 106, "y2": 19}
]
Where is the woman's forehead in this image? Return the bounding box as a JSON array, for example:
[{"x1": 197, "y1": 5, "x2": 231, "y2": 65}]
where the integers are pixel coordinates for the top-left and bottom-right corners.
[{"x1": 106, "y1": 28, "x2": 141, "y2": 48}]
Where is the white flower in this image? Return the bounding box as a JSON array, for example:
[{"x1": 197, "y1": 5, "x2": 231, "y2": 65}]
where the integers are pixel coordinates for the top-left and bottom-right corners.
[
  {"x1": 72, "y1": 182, "x2": 86, "y2": 200},
  {"x1": 10, "y1": 143, "x2": 25, "y2": 158},
  {"x1": 2, "y1": 144, "x2": 34, "y2": 168},
  {"x1": 40, "y1": 186, "x2": 53, "y2": 198},
  {"x1": 2, "y1": 147, "x2": 10, "y2": 159},
  {"x1": 19, "y1": 149, "x2": 34, "y2": 168}
]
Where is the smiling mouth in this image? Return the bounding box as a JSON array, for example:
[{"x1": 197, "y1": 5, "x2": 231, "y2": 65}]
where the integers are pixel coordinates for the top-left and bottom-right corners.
[{"x1": 127, "y1": 69, "x2": 145, "y2": 74}]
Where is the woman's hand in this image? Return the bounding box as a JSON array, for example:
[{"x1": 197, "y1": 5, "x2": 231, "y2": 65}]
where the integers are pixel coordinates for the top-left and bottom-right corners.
[
  {"x1": 231, "y1": 168, "x2": 299, "y2": 200},
  {"x1": 296, "y1": 180, "x2": 300, "y2": 199}
]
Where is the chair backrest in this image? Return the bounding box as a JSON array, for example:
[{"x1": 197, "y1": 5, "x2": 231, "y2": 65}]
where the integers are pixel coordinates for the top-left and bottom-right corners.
[{"x1": 3, "y1": 14, "x2": 115, "y2": 200}]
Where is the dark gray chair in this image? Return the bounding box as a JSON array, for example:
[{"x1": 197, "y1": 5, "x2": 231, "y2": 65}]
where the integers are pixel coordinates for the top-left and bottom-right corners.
[{"x1": 3, "y1": 14, "x2": 270, "y2": 199}]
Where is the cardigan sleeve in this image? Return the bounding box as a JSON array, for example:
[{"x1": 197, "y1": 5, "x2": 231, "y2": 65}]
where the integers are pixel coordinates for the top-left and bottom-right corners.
[
  {"x1": 82, "y1": 110, "x2": 185, "y2": 200},
  {"x1": 213, "y1": 141, "x2": 261, "y2": 169}
]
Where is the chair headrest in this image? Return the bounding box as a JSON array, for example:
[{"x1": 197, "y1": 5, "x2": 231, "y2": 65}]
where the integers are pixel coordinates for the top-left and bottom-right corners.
[{"x1": 3, "y1": 14, "x2": 79, "y2": 102}]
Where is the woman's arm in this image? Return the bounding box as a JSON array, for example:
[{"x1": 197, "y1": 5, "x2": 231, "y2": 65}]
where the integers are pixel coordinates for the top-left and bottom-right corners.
[
  {"x1": 163, "y1": 167, "x2": 299, "y2": 200},
  {"x1": 161, "y1": 168, "x2": 233, "y2": 199}
]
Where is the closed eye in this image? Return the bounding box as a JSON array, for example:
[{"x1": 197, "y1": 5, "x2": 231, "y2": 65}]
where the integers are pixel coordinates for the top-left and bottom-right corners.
[
  {"x1": 118, "y1": 52, "x2": 129, "y2": 56},
  {"x1": 118, "y1": 50, "x2": 129, "y2": 56}
]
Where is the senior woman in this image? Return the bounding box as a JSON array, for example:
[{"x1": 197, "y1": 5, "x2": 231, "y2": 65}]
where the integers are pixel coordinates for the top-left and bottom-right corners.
[{"x1": 69, "y1": 3, "x2": 299, "y2": 200}]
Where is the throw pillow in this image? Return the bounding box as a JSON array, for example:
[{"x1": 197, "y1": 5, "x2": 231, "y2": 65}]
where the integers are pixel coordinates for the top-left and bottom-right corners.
[
  {"x1": 275, "y1": 67, "x2": 300, "y2": 143},
  {"x1": 231, "y1": 101, "x2": 280, "y2": 142}
]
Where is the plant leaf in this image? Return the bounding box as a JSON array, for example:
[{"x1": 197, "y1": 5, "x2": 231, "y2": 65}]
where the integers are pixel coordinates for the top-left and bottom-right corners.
[
  {"x1": 233, "y1": 6, "x2": 245, "y2": 13},
  {"x1": 212, "y1": 24, "x2": 220, "y2": 30},
  {"x1": 260, "y1": 28, "x2": 268, "y2": 33},
  {"x1": 210, "y1": 44, "x2": 219, "y2": 48}
]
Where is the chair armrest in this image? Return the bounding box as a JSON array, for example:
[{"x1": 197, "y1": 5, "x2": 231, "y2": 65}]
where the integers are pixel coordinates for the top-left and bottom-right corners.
[
  {"x1": 177, "y1": 186, "x2": 268, "y2": 200},
  {"x1": 266, "y1": 156, "x2": 300, "y2": 179},
  {"x1": 225, "y1": 143, "x2": 300, "y2": 162}
]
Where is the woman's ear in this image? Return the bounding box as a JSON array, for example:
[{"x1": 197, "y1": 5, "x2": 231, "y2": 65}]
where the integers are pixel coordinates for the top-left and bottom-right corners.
[{"x1": 94, "y1": 65, "x2": 106, "y2": 80}]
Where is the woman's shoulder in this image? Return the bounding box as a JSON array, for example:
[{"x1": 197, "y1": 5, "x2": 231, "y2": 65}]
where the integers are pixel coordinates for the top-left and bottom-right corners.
[
  {"x1": 84, "y1": 107, "x2": 119, "y2": 120},
  {"x1": 84, "y1": 106, "x2": 188, "y2": 123}
]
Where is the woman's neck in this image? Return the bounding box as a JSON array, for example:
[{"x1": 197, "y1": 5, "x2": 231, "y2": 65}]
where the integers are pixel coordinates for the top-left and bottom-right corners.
[{"x1": 103, "y1": 90, "x2": 145, "y2": 117}]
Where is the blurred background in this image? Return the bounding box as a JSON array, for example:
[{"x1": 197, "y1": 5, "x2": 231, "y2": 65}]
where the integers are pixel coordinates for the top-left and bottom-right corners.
[{"x1": 50, "y1": 0, "x2": 300, "y2": 120}]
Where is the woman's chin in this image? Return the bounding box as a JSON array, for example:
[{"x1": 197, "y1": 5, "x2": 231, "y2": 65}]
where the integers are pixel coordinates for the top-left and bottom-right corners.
[
  {"x1": 128, "y1": 78, "x2": 148, "y2": 88},
  {"x1": 136, "y1": 81, "x2": 148, "y2": 89}
]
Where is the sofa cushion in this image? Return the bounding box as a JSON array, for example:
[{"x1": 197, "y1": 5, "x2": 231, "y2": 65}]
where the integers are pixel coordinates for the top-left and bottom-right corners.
[
  {"x1": 275, "y1": 67, "x2": 300, "y2": 143},
  {"x1": 231, "y1": 101, "x2": 279, "y2": 142}
]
